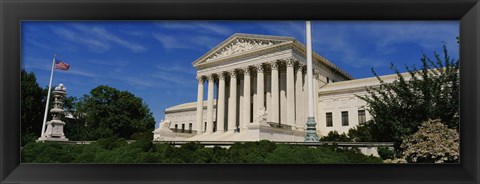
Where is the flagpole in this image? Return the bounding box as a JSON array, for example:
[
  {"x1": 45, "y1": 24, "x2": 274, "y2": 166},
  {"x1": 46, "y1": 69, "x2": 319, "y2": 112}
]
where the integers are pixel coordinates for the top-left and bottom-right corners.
[
  {"x1": 40, "y1": 55, "x2": 56, "y2": 138},
  {"x1": 304, "y1": 21, "x2": 319, "y2": 142}
]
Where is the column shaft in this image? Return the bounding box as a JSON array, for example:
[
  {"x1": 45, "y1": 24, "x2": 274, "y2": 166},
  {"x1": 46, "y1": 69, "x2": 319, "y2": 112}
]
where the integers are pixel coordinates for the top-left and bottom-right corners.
[
  {"x1": 242, "y1": 67, "x2": 251, "y2": 129},
  {"x1": 271, "y1": 61, "x2": 279, "y2": 123},
  {"x1": 195, "y1": 76, "x2": 204, "y2": 134},
  {"x1": 227, "y1": 70, "x2": 237, "y2": 131},
  {"x1": 295, "y1": 65, "x2": 304, "y2": 130},
  {"x1": 286, "y1": 59, "x2": 296, "y2": 129},
  {"x1": 206, "y1": 75, "x2": 215, "y2": 133},
  {"x1": 217, "y1": 73, "x2": 226, "y2": 132},
  {"x1": 256, "y1": 64, "x2": 265, "y2": 123}
]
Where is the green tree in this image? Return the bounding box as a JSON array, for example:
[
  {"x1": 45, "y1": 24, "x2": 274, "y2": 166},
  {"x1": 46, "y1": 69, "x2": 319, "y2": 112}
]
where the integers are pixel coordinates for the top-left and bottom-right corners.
[
  {"x1": 21, "y1": 69, "x2": 46, "y2": 146},
  {"x1": 74, "y1": 85, "x2": 155, "y2": 140},
  {"x1": 351, "y1": 44, "x2": 459, "y2": 150}
]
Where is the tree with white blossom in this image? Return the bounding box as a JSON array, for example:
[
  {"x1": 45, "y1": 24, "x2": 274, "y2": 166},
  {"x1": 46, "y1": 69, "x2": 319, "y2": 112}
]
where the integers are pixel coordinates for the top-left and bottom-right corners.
[{"x1": 400, "y1": 119, "x2": 459, "y2": 163}]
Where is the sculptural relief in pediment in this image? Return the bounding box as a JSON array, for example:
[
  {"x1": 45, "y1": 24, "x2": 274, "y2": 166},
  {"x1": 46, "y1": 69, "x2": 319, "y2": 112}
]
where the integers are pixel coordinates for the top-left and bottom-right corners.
[{"x1": 205, "y1": 38, "x2": 281, "y2": 62}]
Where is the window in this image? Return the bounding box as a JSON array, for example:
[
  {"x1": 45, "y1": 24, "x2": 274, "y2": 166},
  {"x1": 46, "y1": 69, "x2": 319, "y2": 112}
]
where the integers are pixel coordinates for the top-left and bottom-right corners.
[
  {"x1": 326, "y1": 112, "x2": 333, "y2": 127},
  {"x1": 327, "y1": 77, "x2": 330, "y2": 83},
  {"x1": 341, "y1": 111, "x2": 349, "y2": 126},
  {"x1": 358, "y1": 110, "x2": 366, "y2": 124},
  {"x1": 189, "y1": 123, "x2": 192, "y2": 133},
  {"x1": 174, "y1": 124, "x2": 178, "y2": 132},
  {"x1": 181, "y1": 124, "x2": 185, "y2": 133}
]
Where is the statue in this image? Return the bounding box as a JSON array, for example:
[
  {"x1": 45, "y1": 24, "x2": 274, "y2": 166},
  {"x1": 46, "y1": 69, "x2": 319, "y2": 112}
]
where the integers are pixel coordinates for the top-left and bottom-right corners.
[
  {"x1": 159, "y1": 119, "x2": 171, "y2": 130},
  {"x1": 255, "y1": 106, "x2": 268, "y2": 126}
]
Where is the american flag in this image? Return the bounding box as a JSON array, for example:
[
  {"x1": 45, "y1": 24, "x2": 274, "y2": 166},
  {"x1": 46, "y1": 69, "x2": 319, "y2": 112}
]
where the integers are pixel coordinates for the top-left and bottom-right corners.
[{"x1": 55, "y1": 59, "x2": 70, "y2": 70}]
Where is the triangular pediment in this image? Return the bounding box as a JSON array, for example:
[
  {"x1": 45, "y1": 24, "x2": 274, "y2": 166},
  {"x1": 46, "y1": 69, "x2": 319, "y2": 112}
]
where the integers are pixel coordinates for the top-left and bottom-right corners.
[{"x1": 192, "y1": 33, "x2": 295, "y2": 67}]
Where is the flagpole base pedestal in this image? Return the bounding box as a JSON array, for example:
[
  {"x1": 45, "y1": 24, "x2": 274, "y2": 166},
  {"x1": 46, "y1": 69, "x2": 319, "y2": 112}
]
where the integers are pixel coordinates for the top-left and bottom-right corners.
[{"x1": 304, "y1": 117, "x2": 319, "y2": 142}]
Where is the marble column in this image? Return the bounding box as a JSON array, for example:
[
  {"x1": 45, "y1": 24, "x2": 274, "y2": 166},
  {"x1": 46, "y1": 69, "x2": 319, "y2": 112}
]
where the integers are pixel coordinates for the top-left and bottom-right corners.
[
  {"x1": 255, "y1": 64, "x2": 265, "y2": 123},
  {"x1": 286, "y1": 59, "x2": 296, "y2": 129},
  {"x1": 271, "y1": 61, "x2": 279, "y2": 124},
  {"x1": 206, "y1": 74, "x2": 215, "y2": 133},
  {"x1": 217, "y1": 72, "x2": 226, "y2": 132},
  {"x1": 295, "y1": 64, "x2": 304, "y2": 130},
  {"x1": 195, "y1": 76, "x2": 204, "y2": 134},
  {"x1": 242, "y1": 66, "x2": 251, "y2": 129},
  {"x1": 227, "y1": 70, "x2": 237, "y2": 131}
]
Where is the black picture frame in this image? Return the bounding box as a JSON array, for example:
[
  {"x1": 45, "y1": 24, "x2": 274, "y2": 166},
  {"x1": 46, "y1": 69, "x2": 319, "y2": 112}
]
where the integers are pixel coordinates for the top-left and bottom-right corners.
[{"x1": 1, "y1": 0, "x2": 479, "y2": 183}]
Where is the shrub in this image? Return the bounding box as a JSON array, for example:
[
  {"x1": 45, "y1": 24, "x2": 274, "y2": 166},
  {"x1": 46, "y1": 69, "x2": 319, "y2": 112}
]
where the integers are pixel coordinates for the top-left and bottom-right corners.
[
  {"x1": 131, "y1": 138, "x2": 154, "y2": 152},
  {"x1": 377, "y1": 147, "x2": 395, "y2": 160},
  {"x1": 94, "y1": 137, "x2": 127, "y2": 150},
  {"x1": 320, "y1": 131, "x2": 351, "y2": 142},
  {"x1": 401, "y1": 119, "x2": 459, "y2": 163},
  {"x1": 21, "y1": 140, "x2": 383, "y2": 164}
]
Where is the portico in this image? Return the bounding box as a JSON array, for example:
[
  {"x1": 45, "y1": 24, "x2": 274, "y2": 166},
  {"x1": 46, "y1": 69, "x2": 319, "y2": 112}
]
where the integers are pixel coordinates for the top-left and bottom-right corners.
[{"x1": 195, "y1": 59, "x2": 307, "y2": 133}]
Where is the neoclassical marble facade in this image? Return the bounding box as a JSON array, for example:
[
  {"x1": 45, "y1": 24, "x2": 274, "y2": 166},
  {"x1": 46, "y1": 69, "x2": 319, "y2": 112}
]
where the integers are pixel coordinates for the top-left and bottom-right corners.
[{"x1": 153, "y1": 33, "x2": 403, "y2": 142}]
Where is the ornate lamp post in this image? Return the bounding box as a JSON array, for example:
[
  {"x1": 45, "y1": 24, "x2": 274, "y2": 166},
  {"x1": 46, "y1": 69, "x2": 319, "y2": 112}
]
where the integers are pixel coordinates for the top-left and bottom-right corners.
[
  {"x1": 38, "y1": 83, "x2": 69, "y2": 141},
  {"x1": 304, "y1": 21, "x2": 320, "y2": 142}
]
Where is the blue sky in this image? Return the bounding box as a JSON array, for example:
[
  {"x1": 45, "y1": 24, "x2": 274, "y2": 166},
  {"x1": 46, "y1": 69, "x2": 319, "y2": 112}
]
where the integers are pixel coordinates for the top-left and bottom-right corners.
[{"x1": 22, "y1": 21, "x2": 459, "y2": 128}]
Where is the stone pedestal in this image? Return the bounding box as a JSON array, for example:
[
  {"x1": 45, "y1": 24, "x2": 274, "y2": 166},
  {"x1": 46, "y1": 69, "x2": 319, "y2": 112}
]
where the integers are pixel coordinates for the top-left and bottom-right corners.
[{"x1": 38, "y1": 83, "x2": 69, "y2": 142}]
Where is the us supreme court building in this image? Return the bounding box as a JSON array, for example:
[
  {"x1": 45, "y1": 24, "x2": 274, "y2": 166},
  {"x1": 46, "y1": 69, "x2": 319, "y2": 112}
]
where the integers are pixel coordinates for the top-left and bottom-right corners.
[{"x1": 153, "y1": 33, "x2": 408, "y2": 142}]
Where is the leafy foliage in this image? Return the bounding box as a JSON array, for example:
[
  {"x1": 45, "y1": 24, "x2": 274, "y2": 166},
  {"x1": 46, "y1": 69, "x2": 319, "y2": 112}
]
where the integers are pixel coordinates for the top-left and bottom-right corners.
[
  {"x1": 320, "y1": 131, "x2": 351, "y2": 142},
  {"x1": 377, "y1": 147, "x2": 395, "y2": 160},
  {"x1": 22, "y1": 140, "x2": 382, "y2": 164},
  {"x1": 347, "y1": 122, "x2": 376, "y2": 142},
  {"x1": 73, "y1": 85, "x2": 156, "y2": 140},
  {"x1": 21, "y1": 69, "x2": 46, "y2": 146},
  {"x1": 352, "y1": 44, "x2": 459, "y2": 151},
  {"x1": 400, "y1": 119, "x2": 459, "y2": 163}
]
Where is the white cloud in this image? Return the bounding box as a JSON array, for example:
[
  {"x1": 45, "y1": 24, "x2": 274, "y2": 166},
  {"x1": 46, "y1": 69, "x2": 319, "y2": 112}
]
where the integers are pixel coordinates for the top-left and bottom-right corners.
[
  {"x1": 153, "y1": 32, "x2": 222, "y2": 51},
  {"x1": 153, "y1": 22, "x2": 233, "y2": 51},
  {"x1": 89, "y1": 27, "x2": 146, "y2": 53},
  {"x1": 156, "y1": 64, "x2": 195, "y2": 75},
  {"x1": 156, "y1": 22, "x2": 232, "y2": 36},
  {"x1": 258, "y1": 21, "x2": 305, "y2": 42},
  {"x1": 150, "y1": 71, "x2": 195, "y2": 88},
  {"x1": 153, "y1": 33, "x2": 192, "y2": 49},
  {"x1": 25, "y1": 39, "x2": 51, "y2": 50},
  {"x1": 53, "y1": 28, "x2": 110, "y2": 52},
  {"x1": 22, "y1": 57, "x2": 52, "y2": 71},
  {"x1": 82, "y1": 59, "x2": 129, "y2": 67},
  {"x1": 56, "y1": 69, "x2": 98, "y2": 78},
  {"x1": 53, "y1": 24, "x2": 147, "y2": 53},
  {"x1": 124, "y1": 76, "x2": 156, "y2": 88}
]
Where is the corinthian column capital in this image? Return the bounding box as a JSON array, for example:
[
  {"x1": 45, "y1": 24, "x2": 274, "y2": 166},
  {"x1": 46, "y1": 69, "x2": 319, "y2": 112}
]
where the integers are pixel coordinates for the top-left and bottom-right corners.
[
  {"x1": 218, "y1": 72, "x2": 226, "y2": 80},
  {"x1": 243, "y1": 66, "x2": 251, "y2": 75},
  {"x1": 206, "y1": 74, "x2": 215, "y2": 81},
  {"x1": 254, "y1": 64, "x2": 264, "y2": 73},
  {"x1": 270, "y1": 61, "x2": 279, "y2": 70},
  {"x1": 228, "y1": 69, "x2": 237, "y2": 78},
  {"x1": 296, "y1": 64, "x2": 305, "y2": 72},
  {"x1": 197, "y1": 76, "x2": 204, "y2": 83},
  {"x1": 286, "y1": 58, "x2": 296, "y2": 67}
]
